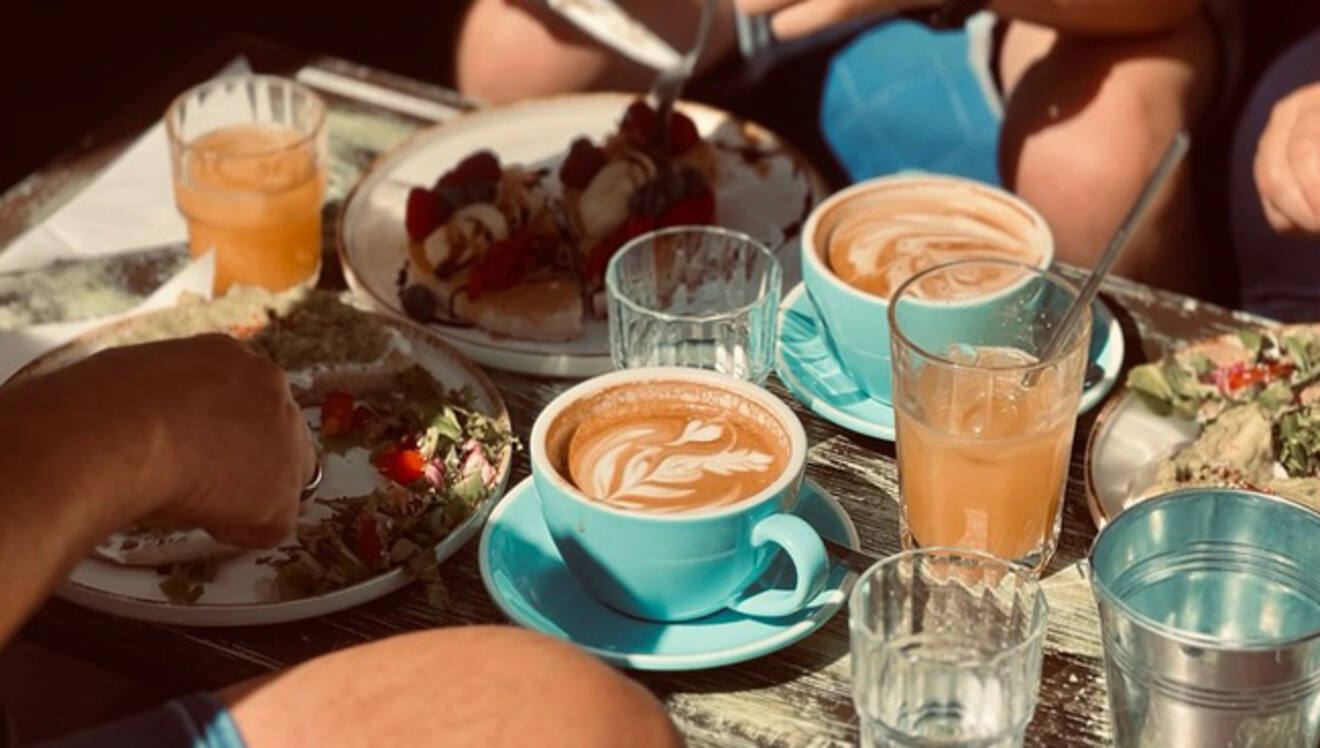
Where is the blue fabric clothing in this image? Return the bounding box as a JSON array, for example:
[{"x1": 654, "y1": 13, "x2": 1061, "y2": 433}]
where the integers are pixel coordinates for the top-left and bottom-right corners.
[
  {"x1": 33, "y1": 693, "x2": 245, "y2": 748},
  {"x1": 819, "y1": 17, "x2": 1001, "y2": 185}
]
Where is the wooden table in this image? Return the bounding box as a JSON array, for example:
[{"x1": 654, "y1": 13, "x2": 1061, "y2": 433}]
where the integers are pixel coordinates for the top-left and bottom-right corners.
[{"x1": 0, "y1": 36, "x2": 1270, "y2": 747}]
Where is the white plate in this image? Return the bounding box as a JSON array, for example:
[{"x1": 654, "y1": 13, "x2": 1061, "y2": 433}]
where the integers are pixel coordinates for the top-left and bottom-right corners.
[
  {"x1": 1084, "y1": 390, "x2": 1199, "y2": 529},
  {"x1": 338, "y1": 92, "x2": 827, "y2": 377},
  {"x1": 15, "y1": 313, "x2": 513, "y2": 626}
]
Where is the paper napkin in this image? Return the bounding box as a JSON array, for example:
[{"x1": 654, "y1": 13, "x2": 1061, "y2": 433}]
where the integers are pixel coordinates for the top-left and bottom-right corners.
[
  {"x1": 0, "y1": 57, "x2": 251, "y2": 273},
  {"x1": 0, "y1": 251, "x2": 215, "y2": 381}
]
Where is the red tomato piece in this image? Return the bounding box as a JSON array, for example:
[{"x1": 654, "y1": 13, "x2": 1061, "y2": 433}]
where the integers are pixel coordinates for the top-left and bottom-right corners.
[
  {"x1": 320, "y1": 392, "x2": 355, "y2": 438},
  {"x1": 352, "y1": 510, "x2": 385, "y2": 565},
  {"x1": 373, "y1": 443, "x2": 426, "y2": 485}
]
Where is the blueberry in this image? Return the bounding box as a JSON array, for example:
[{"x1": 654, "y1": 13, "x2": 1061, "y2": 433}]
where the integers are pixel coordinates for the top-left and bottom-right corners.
[{"x1": 400, "y1": 284, "x2": 437, "y2": 321}]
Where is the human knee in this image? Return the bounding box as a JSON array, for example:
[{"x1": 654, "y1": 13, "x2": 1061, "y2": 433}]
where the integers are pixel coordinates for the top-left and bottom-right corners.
[
  {"x1": 454, "y1": 0, "x2": 602, "y2": 103},
  {"x1": 1008, "y1": 114, "x2": 1157, "y2": 260},
  {"x1": 451, "y1": 626, "x2": 683, "y2": 748}
]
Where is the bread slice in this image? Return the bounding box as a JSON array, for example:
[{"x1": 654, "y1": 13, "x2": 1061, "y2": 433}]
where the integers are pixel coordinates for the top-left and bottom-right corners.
[
  {"x1": 454, "y1": 276, "x2": 584, "y2": 341},
  {"x1": 247, "y1": 292, "x2": 414, "y2": 405},
  {"x1": 93, "y1": 527, "x2": 244, "y2": 567}
]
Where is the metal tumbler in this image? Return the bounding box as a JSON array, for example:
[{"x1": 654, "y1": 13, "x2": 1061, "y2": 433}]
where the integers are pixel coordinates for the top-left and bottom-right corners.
[{"x1": 1089, "y1": 488, "x2": 1320, "y2": 747}]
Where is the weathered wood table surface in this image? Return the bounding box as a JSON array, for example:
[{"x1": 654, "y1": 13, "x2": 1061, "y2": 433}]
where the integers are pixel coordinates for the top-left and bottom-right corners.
[{"x1": 1, "y1": 36, "x2": 1267, "y2": 747}]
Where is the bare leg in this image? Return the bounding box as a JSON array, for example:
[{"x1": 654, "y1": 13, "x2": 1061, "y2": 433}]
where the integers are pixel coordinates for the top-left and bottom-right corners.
[
  {"x1": 455, "y1": 0, "x2": 737, "y2": 104},
  {"x1": 221, "y1": 626, "x2": 684, "y2": 747},
  {"x1": 998, "y1": 15, "x2": 1217, "y2": 295}
]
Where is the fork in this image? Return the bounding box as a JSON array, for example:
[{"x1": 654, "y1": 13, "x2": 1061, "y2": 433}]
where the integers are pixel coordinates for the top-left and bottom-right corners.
[{"x1": 650, "y1": 0, "x2": 718, "y2": 155}]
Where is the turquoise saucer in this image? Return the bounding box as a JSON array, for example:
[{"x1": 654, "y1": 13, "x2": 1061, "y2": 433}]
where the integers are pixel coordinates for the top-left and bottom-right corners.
[
  {"x1": 478, "y1": 477, "x2": 860, "y2": 671},
  {"x1": 775, "y1": 283, "x2": 1125, "y2": 441}
]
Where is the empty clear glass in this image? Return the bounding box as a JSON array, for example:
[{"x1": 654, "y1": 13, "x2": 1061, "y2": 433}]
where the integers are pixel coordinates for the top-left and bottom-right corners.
[
  {"x1": 850, "y1": 548, "x2": 1048, "y2": 747},
  {"x1": 606, "y1": 226, "x2": 781, "y2": 382}
]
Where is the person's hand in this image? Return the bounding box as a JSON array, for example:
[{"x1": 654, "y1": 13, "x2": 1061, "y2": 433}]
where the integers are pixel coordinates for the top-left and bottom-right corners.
[
  {"x1": 1254, "y1": 82, "x2": 1320, "y2": 235},
  {"x1": 733, "y1": 0, "x2": 929, "y2": 40},
  {"x1": 8, "y1": 334, "x2": 316, "y2": 548}
]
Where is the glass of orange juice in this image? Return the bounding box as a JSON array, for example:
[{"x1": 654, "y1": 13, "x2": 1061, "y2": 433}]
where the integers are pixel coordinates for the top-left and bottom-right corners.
[
  {"x1": 888, "y1": 259, "x2": 1090, "y2": 572},
  {"x1": 166, "y1": 75, "x2": 327, "y2": 293}
]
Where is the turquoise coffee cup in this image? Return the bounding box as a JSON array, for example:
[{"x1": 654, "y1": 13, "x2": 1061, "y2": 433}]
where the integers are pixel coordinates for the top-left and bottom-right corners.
[
  {"x1": 801, "y1": 174, "x2": 1054, "y2": 402},
  {"x1": 531, "y1": 367, "x2": 828, "y2": 622}
]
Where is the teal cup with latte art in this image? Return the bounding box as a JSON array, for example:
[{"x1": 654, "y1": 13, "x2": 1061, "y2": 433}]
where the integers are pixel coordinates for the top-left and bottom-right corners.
[
  {"x1": 530, "y1": 367, "x2": 828, "y2": 622},
  {"x1": 801, "y1": 174, "x2": 1055, "y2": 403}
]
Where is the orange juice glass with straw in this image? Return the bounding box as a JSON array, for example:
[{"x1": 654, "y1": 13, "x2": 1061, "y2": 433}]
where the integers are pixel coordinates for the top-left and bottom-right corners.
[
  {"x1": 888, "y1": 259, "x2": 1090, "y2": 571},
  {"x1": 167, "y1": 75, "x2": 327, "y2": 293}
]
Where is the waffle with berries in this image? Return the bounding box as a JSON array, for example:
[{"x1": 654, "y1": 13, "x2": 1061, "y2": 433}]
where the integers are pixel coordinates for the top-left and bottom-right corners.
[
  {"x1": 559, "y1": 100, "x2": 717, "y2": 316},
  {"x1": 399, "y1": 99, "x2": 718, "y2": 341},
  {"x1": 401, "y1": 152, "x2": 585, "y2": 341}
]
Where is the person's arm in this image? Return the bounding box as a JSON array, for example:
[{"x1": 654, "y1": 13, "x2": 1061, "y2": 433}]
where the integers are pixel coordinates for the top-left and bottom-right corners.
[
  {"x1": 1255, "y1": 82, "x2": 1320, "y2": 236},
  {"x1": 456, "y1": 0, "x2": 738, "y2": 104},
  {"x1": 984, "y1": 0, "x2": 1202, "y2": 36},
  {"x1": 739, "y1": 0, "x2": 1203, "y2": 39},
  {"x1": 0, "y1": 335, "x2": 315, "y2": 642}
]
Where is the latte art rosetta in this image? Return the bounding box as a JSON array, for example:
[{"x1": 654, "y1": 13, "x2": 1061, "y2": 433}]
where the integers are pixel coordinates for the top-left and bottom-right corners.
[{"x1": 568, "y1": 416, "x2": 781, "y2": 511}]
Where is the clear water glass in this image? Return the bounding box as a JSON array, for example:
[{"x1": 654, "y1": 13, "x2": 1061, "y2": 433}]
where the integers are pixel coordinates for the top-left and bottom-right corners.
[
  {"x1": 606, "y1": 226, "x2": 781, "y2": 382},
  {"x1": 850, "y1": 548, "x2": 1048, "y2": 747}
]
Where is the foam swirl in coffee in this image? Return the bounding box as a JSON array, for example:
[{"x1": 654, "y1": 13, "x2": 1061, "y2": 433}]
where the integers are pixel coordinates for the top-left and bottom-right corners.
[
  {"x1": 545, "y1": 380, "x2": 789, "y2": 513},
  {"x1": 823, "y1": 180, "x2": 1048, "y2": 299}
]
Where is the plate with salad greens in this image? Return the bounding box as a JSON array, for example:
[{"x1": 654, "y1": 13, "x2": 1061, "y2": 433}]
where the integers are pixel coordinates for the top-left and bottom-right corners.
[
  {"x1": 12, "y1": 288, "x2": 515, "y2": 626},
  {"x1": 1085, "y1": 324, "x2": 1320, "y2": 528}
]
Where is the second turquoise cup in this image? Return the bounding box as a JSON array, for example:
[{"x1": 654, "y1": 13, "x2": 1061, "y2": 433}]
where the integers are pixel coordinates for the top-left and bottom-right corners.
[{"x1": 801, "y1": 174, "x2": 1055, "y2": 402}]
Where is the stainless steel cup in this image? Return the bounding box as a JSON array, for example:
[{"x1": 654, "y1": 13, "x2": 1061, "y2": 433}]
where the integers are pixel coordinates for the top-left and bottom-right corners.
[{"x1": 1089, "y1": 488, "x2": 1320, "y2": 747}]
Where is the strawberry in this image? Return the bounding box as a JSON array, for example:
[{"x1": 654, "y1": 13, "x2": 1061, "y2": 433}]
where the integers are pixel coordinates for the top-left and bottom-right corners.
[
  {"x1": 619, "y1": 100, "x2": 657, "y2": 149},
  {"x1": 467, "y1": 236, "x2": 525, "y2": 299},
  {"x1": 437, "y1": 150, "x2": 501, "y2": 188},
  {"x1": 668, "y1": 111, "x2": 700, "y2": 155},
  {"x1": 658, "y1": 186, "x2": 716, "y2": 227},
  {"x1": 585, "y1": 214, "x2": 654, "y2": 280},
  {"x1": 559, "y1": 138, "x2": 607, "y2": 190},
  {"x1": 405, "y1": 187, "x2": 448, "y2": 242},
  {"x1": 466, "y1": 228, "x2": 560, "y2": 298},
  {"x1": 319, "y1": 392, "x2": 355, "y2": 438}
]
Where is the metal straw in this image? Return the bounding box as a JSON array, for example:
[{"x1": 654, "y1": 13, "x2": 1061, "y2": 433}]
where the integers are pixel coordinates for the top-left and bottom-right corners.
[{"x1": 1031, "y1": 131, "x2": 1190, "y2": 381}]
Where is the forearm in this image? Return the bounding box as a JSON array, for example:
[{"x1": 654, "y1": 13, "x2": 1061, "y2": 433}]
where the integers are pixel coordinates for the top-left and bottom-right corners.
[
  {"x1": 0, "y1": 372, "x2": 154, "y2": 642},
  {"x1": 987, "y1": 0, "x2": 1203, "y2": 35}
]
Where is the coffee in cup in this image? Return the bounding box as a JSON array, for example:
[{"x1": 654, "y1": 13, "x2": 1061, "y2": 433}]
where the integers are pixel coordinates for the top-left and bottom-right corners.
[
  {"x1": 531, "y1": 367, "x2": 827, "y2": 622},
  {"x1": 548, "y1": 379, "x2": 790, "y2": 513},
  {"x1": 801, "y1": 174, "x2": 1054, "y2": 401}
]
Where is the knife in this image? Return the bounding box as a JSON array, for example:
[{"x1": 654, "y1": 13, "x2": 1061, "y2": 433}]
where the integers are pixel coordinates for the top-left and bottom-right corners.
[
  {"x1": 544, "y1": 0, "x2": 682, "y2": 72},
  {"x1": 823, "y1": 536, "x2": 883, "y2": 575}
]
